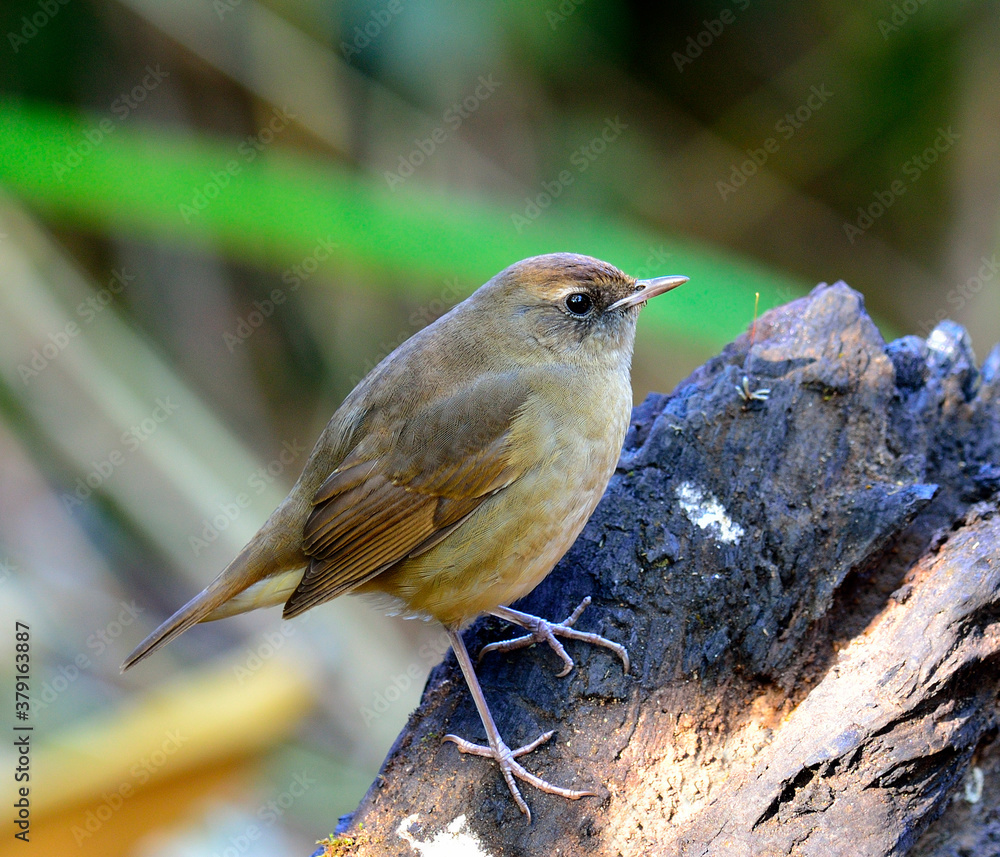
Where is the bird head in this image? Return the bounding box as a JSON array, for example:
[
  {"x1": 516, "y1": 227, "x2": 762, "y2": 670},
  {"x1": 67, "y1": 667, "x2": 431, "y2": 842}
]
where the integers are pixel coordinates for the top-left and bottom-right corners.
[{"x1": 473, "y1": 253, "x2": 687, "y2": 371}]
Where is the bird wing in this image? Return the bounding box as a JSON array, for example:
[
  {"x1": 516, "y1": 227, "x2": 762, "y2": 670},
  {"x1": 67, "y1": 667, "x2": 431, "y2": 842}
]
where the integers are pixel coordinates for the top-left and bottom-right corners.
[{"x1": 282, "y1": 372, "x2": 533, "y2": 618}]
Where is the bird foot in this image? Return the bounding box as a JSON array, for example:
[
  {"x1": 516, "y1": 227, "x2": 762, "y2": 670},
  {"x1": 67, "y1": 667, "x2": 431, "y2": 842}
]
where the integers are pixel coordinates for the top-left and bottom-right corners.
[
  {"x1": 443, "y1": 729, "x2": 594, "y2": 820},
  {"x1": 481, "y1": 596, "x2": 630, "y2": 677}
]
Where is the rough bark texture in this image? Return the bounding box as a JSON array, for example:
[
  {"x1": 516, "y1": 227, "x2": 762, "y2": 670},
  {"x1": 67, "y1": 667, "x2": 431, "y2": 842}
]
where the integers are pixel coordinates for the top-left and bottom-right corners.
[{"x1": 327, "y1": 283, "x2": 1000, "y2": 857}]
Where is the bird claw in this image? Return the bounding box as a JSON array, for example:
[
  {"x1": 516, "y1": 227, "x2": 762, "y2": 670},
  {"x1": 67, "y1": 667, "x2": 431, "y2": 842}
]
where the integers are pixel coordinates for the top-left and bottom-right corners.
[
  {"x1": 481, "y1": 596, "x2": 630, "y2": 677},
  {"x1": 443, "y1": 729, "x2": 594, "y2": 820},
  {"x1": 444, "y1": 615, "x2": 614, "y2": 820}
]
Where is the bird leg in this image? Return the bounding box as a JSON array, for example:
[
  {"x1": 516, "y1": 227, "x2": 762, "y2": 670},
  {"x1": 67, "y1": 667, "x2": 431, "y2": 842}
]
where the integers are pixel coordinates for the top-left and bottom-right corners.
[
  {"x1": 480, "y1": 596, "x2": 630, "y2": 677},
  {"x1": 443, "y1": 627, "x2": 594, "y2": 820}
]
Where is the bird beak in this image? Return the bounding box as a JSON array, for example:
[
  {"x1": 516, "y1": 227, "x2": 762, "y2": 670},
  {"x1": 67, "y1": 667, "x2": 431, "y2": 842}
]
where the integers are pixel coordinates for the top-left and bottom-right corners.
[{"x1": 608, "y1": 275, "x2": 688, "y2": 311}]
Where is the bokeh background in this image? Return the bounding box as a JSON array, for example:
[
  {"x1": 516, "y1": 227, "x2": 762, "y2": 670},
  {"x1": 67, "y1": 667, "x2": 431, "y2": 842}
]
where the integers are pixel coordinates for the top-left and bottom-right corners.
[{"x1": 2, "y1": 1, "x2": 999, "y2": 854}]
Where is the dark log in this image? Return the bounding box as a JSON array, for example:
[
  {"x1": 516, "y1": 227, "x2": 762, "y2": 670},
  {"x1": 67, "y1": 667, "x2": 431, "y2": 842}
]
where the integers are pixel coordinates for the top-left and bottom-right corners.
[{"x1": 326, "y1": 283, "x2": 1000, "y2": 856}]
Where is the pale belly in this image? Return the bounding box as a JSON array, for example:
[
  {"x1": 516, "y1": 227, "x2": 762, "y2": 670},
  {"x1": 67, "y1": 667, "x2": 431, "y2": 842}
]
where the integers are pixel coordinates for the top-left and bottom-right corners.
[{"x1": 364, "y1": 378, "x2": 632, "y2": 627}]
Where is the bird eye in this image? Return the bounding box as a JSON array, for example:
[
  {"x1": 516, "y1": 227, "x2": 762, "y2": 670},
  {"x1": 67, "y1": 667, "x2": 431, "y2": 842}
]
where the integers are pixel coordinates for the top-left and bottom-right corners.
[{"x1": 565, "y1": 292, "x2": 593, "y2": 316}]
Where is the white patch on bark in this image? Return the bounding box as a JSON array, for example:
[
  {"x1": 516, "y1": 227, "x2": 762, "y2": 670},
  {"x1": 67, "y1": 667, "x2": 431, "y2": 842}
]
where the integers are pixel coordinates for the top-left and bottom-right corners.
[
  {"x1": 397, "y1": 813, "x2": 493, "y2": 856},
  {"x1": 675, "y1": 482, "x2": 745, "y2": 544}
]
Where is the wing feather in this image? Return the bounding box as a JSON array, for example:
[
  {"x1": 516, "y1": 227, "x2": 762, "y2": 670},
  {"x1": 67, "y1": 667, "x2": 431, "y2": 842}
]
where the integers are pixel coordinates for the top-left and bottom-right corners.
[{"x1": 282, "y1": 373, "x2": 532, "y2": 619}]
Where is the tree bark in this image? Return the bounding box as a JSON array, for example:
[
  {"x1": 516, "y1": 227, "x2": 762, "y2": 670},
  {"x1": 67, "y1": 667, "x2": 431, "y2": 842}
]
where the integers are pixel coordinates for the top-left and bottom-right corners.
[{"x1": 329, "y1": 283, "x2": 1000, "y2": 856}]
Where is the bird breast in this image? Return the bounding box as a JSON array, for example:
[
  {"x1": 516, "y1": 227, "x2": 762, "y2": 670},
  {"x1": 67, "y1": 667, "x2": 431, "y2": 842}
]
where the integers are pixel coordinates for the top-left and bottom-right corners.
[{"x1": 362, "y1": 367, "x2": 633, "y2": 627}]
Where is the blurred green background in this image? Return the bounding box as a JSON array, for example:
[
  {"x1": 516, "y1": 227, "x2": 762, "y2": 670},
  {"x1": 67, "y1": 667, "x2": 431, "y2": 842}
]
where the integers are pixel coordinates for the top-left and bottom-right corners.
[{"x1": 1, "y1": 0, "x2": 999, "y2": 854}]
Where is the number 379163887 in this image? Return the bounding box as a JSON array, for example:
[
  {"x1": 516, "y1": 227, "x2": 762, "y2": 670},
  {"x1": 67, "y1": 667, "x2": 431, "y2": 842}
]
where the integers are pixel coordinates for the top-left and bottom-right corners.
[{"x1": 15, "y1": 622, "x2": 29, "y2": 718}]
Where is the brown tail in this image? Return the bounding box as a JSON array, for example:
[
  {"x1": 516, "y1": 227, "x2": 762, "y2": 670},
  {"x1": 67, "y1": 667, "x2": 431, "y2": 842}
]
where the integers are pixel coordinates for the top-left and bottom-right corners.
[
  {"x1": 121, "y1": 531, "x2": 300, "y2": 671},
  {"x1": 121, "y1": 580, "x2": 237, "y2": 672}
]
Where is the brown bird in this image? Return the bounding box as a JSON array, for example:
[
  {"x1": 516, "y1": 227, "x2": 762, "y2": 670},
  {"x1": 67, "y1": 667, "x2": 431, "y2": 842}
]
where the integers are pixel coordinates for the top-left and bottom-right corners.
[{"x1": 122, "y1": 253, "x2": 686, "y2": 819}]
